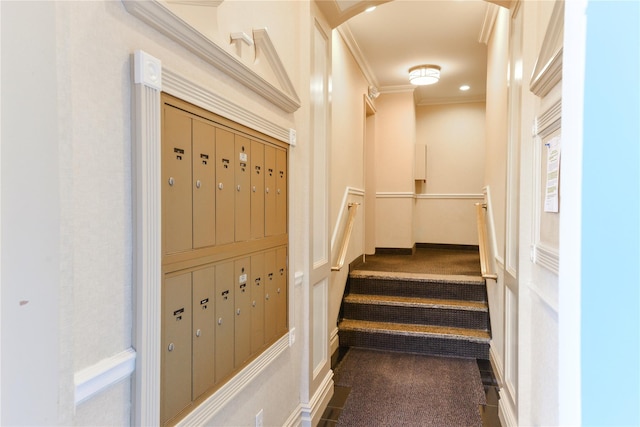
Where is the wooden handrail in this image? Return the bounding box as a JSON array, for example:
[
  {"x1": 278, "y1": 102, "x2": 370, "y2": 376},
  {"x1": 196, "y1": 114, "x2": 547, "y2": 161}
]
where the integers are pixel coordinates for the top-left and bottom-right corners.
[
  {"x1": 331, "y1": 202, "x2": 360, "y2": 271},
  {"x1": 475, "y1": 202, "x2": 498, "y2": 280}
]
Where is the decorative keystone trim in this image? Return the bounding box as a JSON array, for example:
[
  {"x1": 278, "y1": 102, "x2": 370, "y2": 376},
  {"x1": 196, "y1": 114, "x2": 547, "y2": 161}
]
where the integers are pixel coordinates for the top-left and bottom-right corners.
[
  {"x1": 74, "y1": 348, "x2": 136, "y2": 406},
  {"x1": 122, "y1": 0, "x2": 301, "y2": 113}
]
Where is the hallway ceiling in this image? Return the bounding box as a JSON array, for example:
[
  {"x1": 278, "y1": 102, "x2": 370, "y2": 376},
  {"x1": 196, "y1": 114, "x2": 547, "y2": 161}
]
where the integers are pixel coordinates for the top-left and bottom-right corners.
[{"x1": 321, "y1": 0, "x2": 490, "y2": 105}]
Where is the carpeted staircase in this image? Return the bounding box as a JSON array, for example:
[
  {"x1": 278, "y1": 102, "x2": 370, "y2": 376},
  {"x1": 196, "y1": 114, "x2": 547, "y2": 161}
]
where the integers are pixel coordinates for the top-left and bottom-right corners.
[{"x1": 338, "y1": 268, "x2": 491, "y2": 359}]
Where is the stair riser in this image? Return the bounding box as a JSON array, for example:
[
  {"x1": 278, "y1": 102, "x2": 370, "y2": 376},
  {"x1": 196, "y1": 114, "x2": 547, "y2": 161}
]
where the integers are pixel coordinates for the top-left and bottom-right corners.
[
  {"x1": 343, "y1": 303, "x2": 489, "y2": 330},
  {"x1": 339, "y1": 330, "x2": 489, "y2": 359},
  {"x1": 348, "y1": 277, "x2": 486, "y2": 302}
]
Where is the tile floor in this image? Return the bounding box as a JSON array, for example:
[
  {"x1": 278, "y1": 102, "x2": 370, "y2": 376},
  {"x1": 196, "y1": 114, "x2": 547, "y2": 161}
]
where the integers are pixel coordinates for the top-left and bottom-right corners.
[{"x1": 318, "y1": 356, "x2": 501, "y2": 427}]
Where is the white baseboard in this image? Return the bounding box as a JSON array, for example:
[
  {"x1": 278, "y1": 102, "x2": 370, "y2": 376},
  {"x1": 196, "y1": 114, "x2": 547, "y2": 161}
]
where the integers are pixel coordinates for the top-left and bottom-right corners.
[
  {"x1": 498, "y1": 388, "x2": 518, "y2": 427},
  {"x1": 330, "y1": 327, "x2": 339, "y2": 356},
  {"x1": 489, "y1": 344, "x2": 504, "y2": 387},
  {"x1": 300, "y1": 370, "x2": 334, "y2": 427},
  {"x1": 283, "y1": 403, "x2": 303, "y2": 427}
]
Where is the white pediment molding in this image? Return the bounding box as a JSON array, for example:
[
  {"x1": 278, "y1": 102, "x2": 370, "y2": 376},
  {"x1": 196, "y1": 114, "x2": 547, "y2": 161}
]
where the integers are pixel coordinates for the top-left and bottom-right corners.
[
  {"x1": 122, "y1": 0, "x2": 301, "y2": 113},
  {"x1": 252, "y1": 28, "x2": 301, "y2": 108},
  {"x1": 530, "y1": 0, "x2": 564, "y2": 97}
]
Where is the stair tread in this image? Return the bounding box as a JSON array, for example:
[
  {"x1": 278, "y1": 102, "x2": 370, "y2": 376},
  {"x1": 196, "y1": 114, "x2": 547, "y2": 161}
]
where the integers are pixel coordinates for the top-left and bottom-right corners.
[
  {"x1": 339, "y1": 319, "x2": 490, "y2": 343},
  {"x1": 343, "y1": 293, "x2": 488, "y2": 312},
  {"x1": 349, "y1": 269, "x2": 485, "y2": 285}
]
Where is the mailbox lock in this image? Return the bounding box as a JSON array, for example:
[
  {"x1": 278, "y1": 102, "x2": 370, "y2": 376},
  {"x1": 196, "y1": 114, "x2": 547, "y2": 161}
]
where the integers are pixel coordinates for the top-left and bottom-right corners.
[
  {"x1": 252, "y1": 186, "x2": 256, "y2": 192},
  {"x1": 266, "y1": 187, "x2": 270, "y2": 194},
  {"x1": 252, "y1": 300, "x2": 256, "y2": 307},
  {"x1": 196, "y1": 329, "x2": 201, "y2": 337},
  {"x1": 236, "y1": 308, "x2": 241, "y2": 315},
  {"x1": 277, "y1": 288, "x2": 281, "y2": 294},
  {"x1": 168, "y1": 343, "x2": 175, "y2": 352},
  {"x1": 265, "y1": 294, "x2": 270, "y2": 301},
  {"x1": 237, "y1": 185, "x2": 241, "y2": 192},
  {"x1": 277, "y1": 189, "x2": 281, "y2": 195},
  {"x1": 218, "y1": 317, "x2": 223, "y2": 325},
  {"x1": 196, "y1": 180, "x2": 202, "y2": 189},
  {"x1": 168, "y1": 177, "x2": 175, "y2": 186},
  {"x1": 218, "y1": 183, "x2": 224, "y2": 190}
]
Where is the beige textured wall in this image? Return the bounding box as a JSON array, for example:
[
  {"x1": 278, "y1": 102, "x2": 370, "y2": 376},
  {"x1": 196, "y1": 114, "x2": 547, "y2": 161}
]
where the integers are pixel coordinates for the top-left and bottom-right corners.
[{"x1": 374, "y1": 91, "x2": 416, "y2": 249}]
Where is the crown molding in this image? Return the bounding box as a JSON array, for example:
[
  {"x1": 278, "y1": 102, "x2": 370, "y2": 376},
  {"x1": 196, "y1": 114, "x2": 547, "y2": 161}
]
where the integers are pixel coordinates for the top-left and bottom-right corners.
[
  {"x1": 379, "y1": 84, "x2": 415, "y2": 94},
  {"x1": 337, "y1": 23, "x2": 379, "y2": 88},
  {"x1": 530, "y1": 0, "x2": 564, "y2": 97},
  {"x1": 122, "y1": 0, "x2": 301, "y2": 113},
  {"x1": 479, "y1": 3, "x2": 500, "y2": 45}
]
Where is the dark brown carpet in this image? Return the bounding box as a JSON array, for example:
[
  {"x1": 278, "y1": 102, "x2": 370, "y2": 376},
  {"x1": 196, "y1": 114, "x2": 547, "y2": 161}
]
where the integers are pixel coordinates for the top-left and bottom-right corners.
[
  {"x1": 356, "y1": 248, "x2": 481, "y2": 276},
  {"x1": 333, "y1": 348, "x2": 486, "y2": 426}
]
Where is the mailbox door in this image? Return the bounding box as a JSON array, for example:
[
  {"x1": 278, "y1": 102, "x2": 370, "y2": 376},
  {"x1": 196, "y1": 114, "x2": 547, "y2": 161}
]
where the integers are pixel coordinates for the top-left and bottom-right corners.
[
  {"x1": 263, "y1": 249, "x2": 277, "y2": 343},
  {"x1": 250, "y1": 252, "x2": 265, "y2": 353},
  {"x1": 234, "y1": 257, "x2": 251, "y2": 367},
  {"x1": 162, "y1": 106, "x2": 192, "y2": 254},
  {"x1": 235, "y1": 136, "x2": 251, "y2": 242},
  {"x1": 250, "y1": 140, "x2": 265, "y2": 240},
  {"x1": 275, "y1": 148, "x2": 287, "y2": 236},
  {"x1": 276, "y1": 246, "x2": 288, "y2": 335},
  {"x1": 161, "y1": 272, "x2": 192, "y2": 424},
  {"x1": 214, "y1": 261, "x2": 234, "y2": 383},
  {"x1": 192, "y1": 119, "x2": 216, "y2": 248},
  {"x1": 264, "y1": 145, "x2": 276, "y2": 237},
  {"x1": 215, "y1": 128, "x2": 235, "y2": 245},
  {"x1": 192, "y1": 266, "x2": 215, "y2": 399}
]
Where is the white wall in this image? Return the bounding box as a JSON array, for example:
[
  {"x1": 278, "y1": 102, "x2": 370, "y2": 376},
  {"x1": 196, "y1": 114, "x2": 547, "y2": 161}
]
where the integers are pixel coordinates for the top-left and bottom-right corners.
[
  {"x1": 483, "y1": 4, "x2": 509, "y2": 411},
  {"x1": 374, "y1": 91, "x2": 415, "y2": 249},
  {"x1": 328, "y1": 30, "x2": 367, "y2": 341},
  {"x1": 414, "y1": 102, "x2": 485, "y2": 245},
  {"x1": 1, "y1": 1, "x2": 315, "y2": 425}
]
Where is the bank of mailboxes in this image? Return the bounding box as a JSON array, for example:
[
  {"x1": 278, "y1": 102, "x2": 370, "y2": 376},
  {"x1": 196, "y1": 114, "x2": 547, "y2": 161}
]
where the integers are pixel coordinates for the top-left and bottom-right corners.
[
  {"x1": 162, "y1": 105, "x2": 288, "y2": 255},
  {"x1": 161, "y1": 248, "x2": 288, "y2": 424},
  {"x1": 161, "y1": 101, "x2": 289, "y2": 425}
]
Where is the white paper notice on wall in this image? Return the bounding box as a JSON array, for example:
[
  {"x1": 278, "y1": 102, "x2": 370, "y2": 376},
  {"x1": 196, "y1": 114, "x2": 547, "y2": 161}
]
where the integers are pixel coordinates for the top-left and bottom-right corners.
[{"x1": 544, "y1": 136, "x2": 561, "y2": 213}]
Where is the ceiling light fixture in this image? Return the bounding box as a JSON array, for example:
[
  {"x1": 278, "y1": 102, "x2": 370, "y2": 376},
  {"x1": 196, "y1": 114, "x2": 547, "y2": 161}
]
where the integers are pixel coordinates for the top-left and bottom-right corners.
[
  {"x1": 409, "y1": 65, "x2": 441, "y2": 86},
  {"x1": 460, "y1": 85, "x2": 470, "y2": 91},
  {"x1": 365, "y1": 5, "x2": 376, "y2": 12}
]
